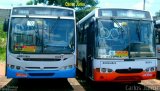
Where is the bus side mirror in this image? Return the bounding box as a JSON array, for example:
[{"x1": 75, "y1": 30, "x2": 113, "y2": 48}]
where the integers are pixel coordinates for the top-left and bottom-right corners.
[{"x1": 3, "y1": 19, "x2": 9, "y2": 32}]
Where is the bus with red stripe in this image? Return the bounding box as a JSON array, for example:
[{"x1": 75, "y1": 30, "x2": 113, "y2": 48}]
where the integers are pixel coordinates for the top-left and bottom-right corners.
[
  {"x1": 77, "y1": 8, "x2": 157, "y2": 83},
  {"x1": 154, "y1": 19, "x2": 160, "y2": 74}
]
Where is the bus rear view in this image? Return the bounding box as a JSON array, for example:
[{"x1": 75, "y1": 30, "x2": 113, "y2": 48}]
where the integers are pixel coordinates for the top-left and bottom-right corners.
[{"x1": 4, "y1": 6, "x2": 76, "y2": 79}]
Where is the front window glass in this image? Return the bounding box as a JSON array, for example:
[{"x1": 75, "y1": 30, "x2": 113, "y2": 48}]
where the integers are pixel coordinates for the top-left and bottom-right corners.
[
  {"x1": 96, "y1": 19, "x2": 155, "y2": 58},
  {"x1": 10, "y1": 17, "x2": 75, "y2": 54}
]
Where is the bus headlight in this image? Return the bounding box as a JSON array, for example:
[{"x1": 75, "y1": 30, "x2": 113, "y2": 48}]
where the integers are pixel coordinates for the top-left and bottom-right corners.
[
  {"x1": 145, "y1": 67, "x2": 156, "y2": 72},
  {"x1": 7, "y1": 64, "x2": 23, "y2": 70},
  {"x1": 108, "y1": 68, "x2": 113, "y2": 72},
  {"x1": 61, "y1": 65, "x2": 74, "y2": 70},
  {"x1": 16, "y1": 66, "x2": 21, "y2": 70},
  {"x1": 11, "y1": 65, "x2": 15, "y2": 69},
  {"x1": 7, "y1": 64, "x2": 15, "y2": 69},
  {"x1": 101, "y1": 68, "x2": 106, "y2": 72},
  {"x1": 101, "y1": 68, "x2": 113, "y2": 73},
  {"x1": 68, "y1": 65, "x2": 73, "y2": 69}
]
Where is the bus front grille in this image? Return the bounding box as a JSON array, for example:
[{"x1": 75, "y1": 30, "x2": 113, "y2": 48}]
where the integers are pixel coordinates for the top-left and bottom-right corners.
[
  {"x1": 29, "y1": 73, "x2": 54, "y2": 76},
  {"x1": 25, "y1": 67, "x2": 58, "y2": 70},
  {"x1": 26, "y1": 67, "x2": 40, "y2": 69},
  {"x1": 23, "y1": 58, "x2": 61, "y2": 61},
  {"x1": 115, "y1": 69, "x2": 143, "y2": 73},
  {"x1": 44, "y1": 67, "x2": 58, "y2": 69}
]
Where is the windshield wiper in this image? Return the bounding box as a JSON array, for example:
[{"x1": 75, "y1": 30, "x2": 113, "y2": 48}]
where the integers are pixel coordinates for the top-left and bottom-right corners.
[
  {"x1": 136, "y1": 19, "x2": 141, "y2": 41},
  {"x1": 110, "y1": 17, "x2": 128, "y2": 39},
  {"x1": 110, "y1": 17, "x2": 131, "y2": 58},
  {"x1": 110, "y1": 17, "x2": 125, "y2": 32}
]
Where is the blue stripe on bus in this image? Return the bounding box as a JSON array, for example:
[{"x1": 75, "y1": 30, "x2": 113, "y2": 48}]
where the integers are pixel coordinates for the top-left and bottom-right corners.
[{"x1": 6, "y1": 67, "x2": 76, "y2": 78}]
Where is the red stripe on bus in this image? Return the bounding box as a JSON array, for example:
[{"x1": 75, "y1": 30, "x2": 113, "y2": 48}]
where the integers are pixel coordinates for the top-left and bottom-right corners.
[{"x1": 93, "y1": 69, "x2": 156, "y2": 82}]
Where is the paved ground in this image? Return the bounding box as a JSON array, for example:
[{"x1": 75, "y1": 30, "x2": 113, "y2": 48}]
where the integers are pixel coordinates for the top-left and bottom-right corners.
[
  {"x1": 0, "y1": 62, "x2": 5, "y2": 76},
  {"x1": 1, "y1": 62, "x2": 160, "y2": 91}
]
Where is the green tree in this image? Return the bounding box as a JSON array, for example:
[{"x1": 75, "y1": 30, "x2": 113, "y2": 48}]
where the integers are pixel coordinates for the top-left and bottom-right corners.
[
  {"x1": 76, "y1": 7, "x2": 96, "y2": 21},
  {"x1": 0, "y1": 19, "x2": 7, "y2": 61},
  {"x1": 26, "y1": 0, "x2": 33, "y2": 5}
]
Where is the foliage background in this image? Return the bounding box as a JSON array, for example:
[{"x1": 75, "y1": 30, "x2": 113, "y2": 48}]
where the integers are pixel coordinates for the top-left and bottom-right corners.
[
  {"x1": 0, "y1": 9, "x2": 10, "y2": 62},
  {"x1": 0, "y1": 18, "x2": 6, "y2": 62}
]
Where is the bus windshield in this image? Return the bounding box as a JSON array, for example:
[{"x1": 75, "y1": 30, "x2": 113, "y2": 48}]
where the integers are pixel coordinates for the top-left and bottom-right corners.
[
  {"x1": 10, "y1": 17, "x2": 75, "y2": 54},
  {"x1": 96, "y1": 19, "x2": 155, "y2": 58}
]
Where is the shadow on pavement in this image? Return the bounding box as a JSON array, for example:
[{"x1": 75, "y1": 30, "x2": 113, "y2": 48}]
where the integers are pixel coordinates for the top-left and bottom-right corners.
[{"x1": 1, "y1": 78, "x2": 74, "y2": 91}]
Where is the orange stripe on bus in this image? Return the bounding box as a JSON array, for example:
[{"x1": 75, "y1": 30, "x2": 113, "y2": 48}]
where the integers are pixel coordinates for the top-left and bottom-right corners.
[{"x1": 93, "y1": 69, "x2": 156, "y2": 82}]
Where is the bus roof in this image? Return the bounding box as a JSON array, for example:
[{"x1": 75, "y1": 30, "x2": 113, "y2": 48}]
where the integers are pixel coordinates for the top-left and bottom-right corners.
[
  {"x1": 11, "y1": 5, "x2": 75, "y2": 18},
  {"x1": 12, "y1": 5, "x2": 75, "y2": 11},
  {"x1": 77, "y1": 8, "x2": 151, "y2": 25},
  {"x1": 98, "y1": 8, "x2": 149, "y2": 12}
]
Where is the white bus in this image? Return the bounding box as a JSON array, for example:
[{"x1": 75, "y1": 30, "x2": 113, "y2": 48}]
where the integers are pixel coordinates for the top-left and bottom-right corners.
[
  {"x1": 3, "y1": 6, "x2": 77, "y2": 78},
  {"x1": 77, "y1": 8, "x2": 157, "y2": 82},
  {"x1": 155, "y1": 20, "x2": 160, "y2": 72}
]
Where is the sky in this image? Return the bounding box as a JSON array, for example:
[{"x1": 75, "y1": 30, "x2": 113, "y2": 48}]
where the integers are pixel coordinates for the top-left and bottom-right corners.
[
  {"x1": 0, "y1": 0, "x2": 29, "y2": 8},
  {"x1": 0, "y1": 0, "x2": 159, "y2": 16}
]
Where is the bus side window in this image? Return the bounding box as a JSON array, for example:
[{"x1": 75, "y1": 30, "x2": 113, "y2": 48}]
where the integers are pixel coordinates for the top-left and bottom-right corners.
[
  {"x1": 156, "y1": 29, "x2": 160, "y2": 44},
  {"x1": 79, "y1": 25, "x2": 84, "y2": 44},
  {"x1": 83, "y1": 23, "x2": 89, "y2": 44}
]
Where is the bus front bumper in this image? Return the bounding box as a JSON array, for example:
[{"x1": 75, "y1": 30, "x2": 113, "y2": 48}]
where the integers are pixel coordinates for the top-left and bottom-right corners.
[
  {"x1": 6, "y1": 67, "x2": 76, "y2": 79},
  {"x1": 93, "y1": 69, "x2": 156, "y2": 82}
]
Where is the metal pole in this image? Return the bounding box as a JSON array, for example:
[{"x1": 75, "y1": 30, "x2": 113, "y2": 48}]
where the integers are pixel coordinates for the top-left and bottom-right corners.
[{"x1": 143, "y1": 0, "x2": 145, "y2": 10}]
